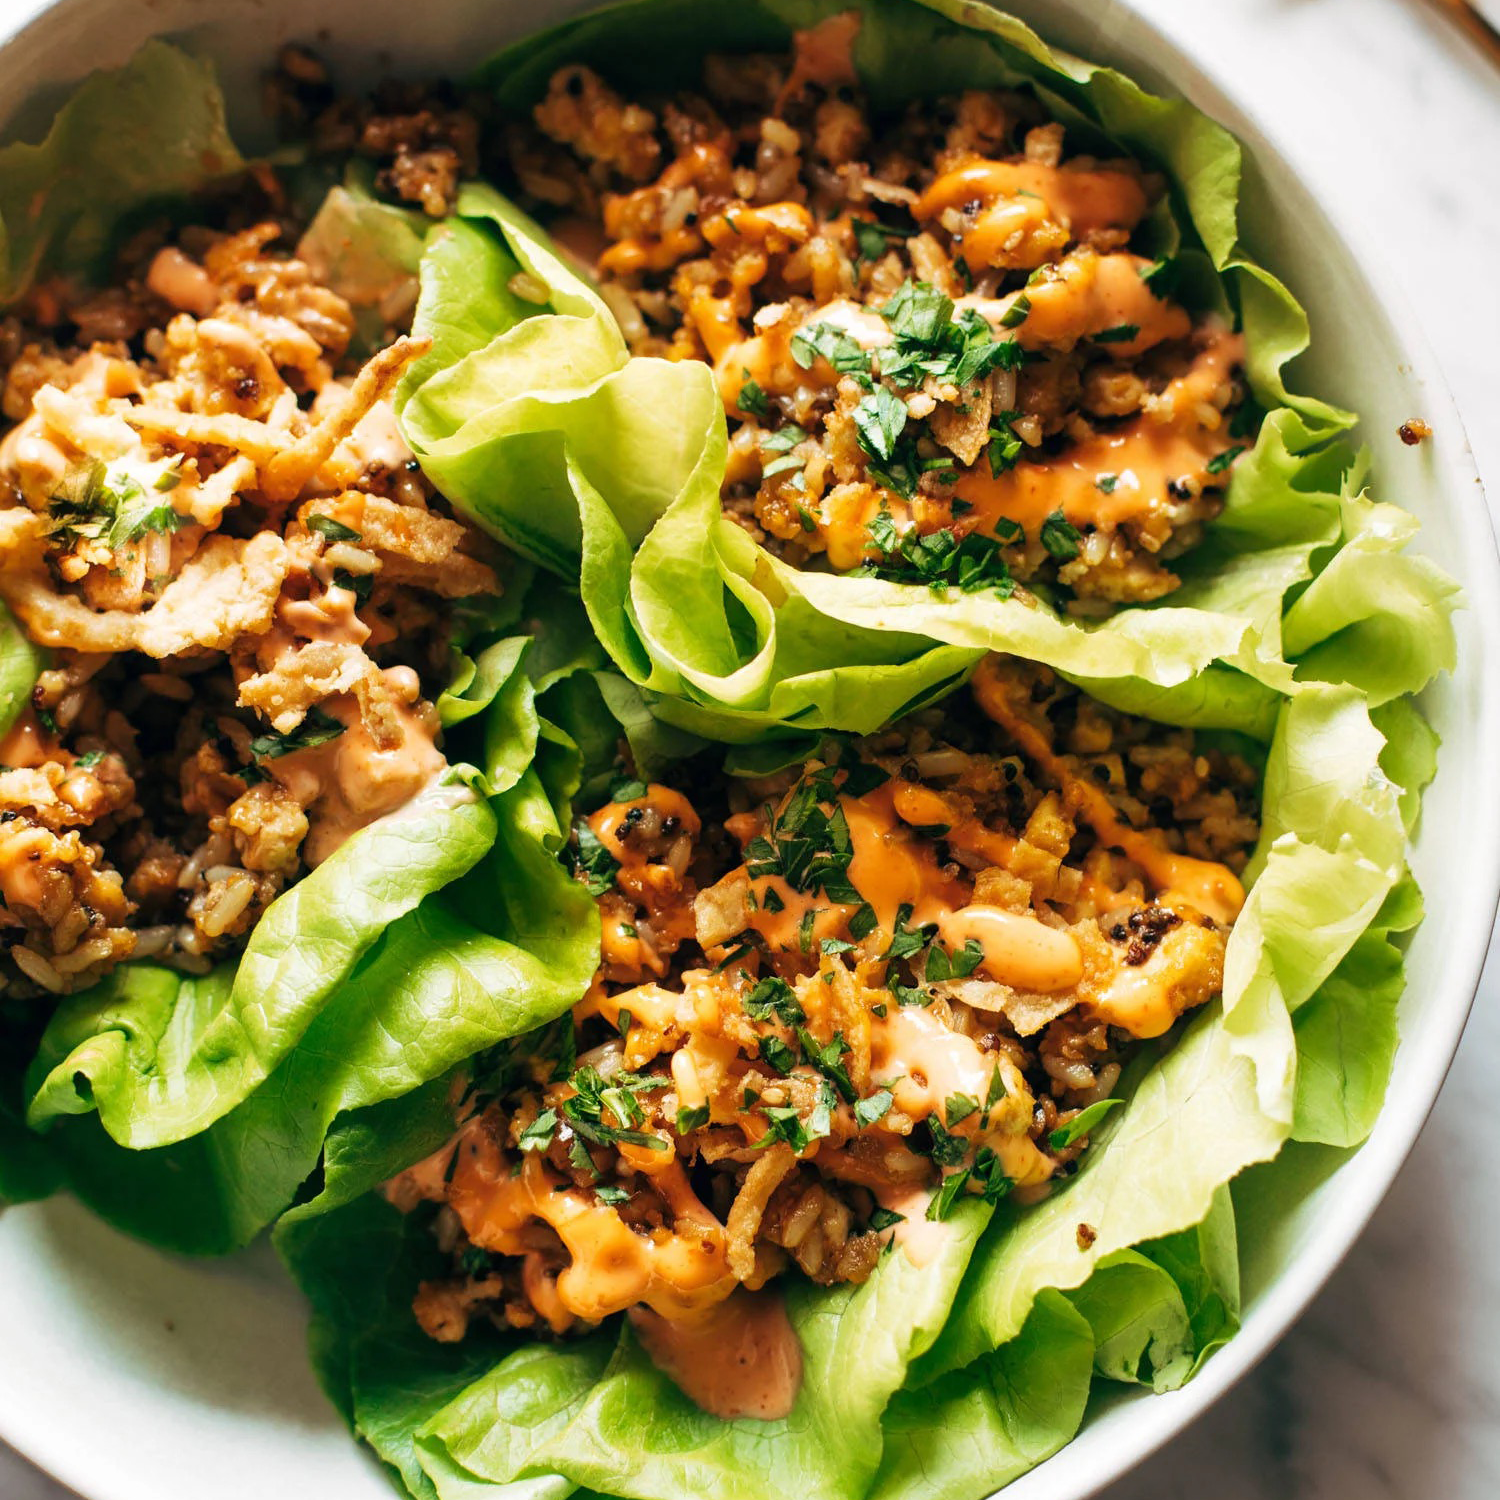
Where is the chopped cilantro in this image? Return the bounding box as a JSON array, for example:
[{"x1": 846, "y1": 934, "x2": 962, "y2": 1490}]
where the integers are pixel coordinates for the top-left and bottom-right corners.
[
  {"x1": 853, "y1": 218, "x2": 913, "y2": 263},
  {"x1": 1040, "y1": 510, "x2": 1083, "y2": 561},
  {"x1": 744, "y1": 768, "x2": 863, "y2": 904},
  {"x1": 924, "y1": 938, "x2": 985, "y2": 983},
  {"x1": 999, "y1": 293, "x2": 1031, "y2": 329},
  {"x1": 307, "y1": 514, "x2": 362, "y2": 544},
  {"x1": 561, "y1": 1064, "x2": 669, "y2": 1151},
  {"x1": 1048, "y1": 1097, "x2": 1123, "y2": 1150},
  {"x1": 984, "y1": 1066, "x2": 1008, "y2": 1111},
  {"x1": 1095, "y1": 473, "x2": 1119, "y2": 494},
  {"x1": 971, "y1": 1146, "x2": 1014, "y2": 1202},
  {"x1": 595, "y1": 1184, "x2": 630, "y2": 1206},
  {"x1": 926, "y1": 1169, "x2": 972, "y2": 1221},
  {"x1": 797, "y1": 1028, "x2": 856, "y2": 1101},
  {"x1": 925, "y1": 1112, "x2": 969, "y2": 1168},
  {"x1": 855, "y1": 1089, "x2": 894, "y2": 1129},
  {"x1": 1205, "y1": 445, "x2": 1247, "y2": 476},
  {"x1": 568, "y1": 1136, "x2": 598, "y2": 1179},
  {"x1": 885, "y1": 904, "x2": 934, "y2": 962},
  {"x1": 881, "y1": 280, "x2": 954, "y2": 344},
  {"x1": 517, "y1": 1108, "x2": 558, "y2": 1152},
  {"x1": 737, "y1": 375, "x2": 771, "y2": 418},
  {"x1": 249, "y1": 706, "x2": 345, "y2": 761},
  {"x1": 73, "y1": 750, "x2": 104, "y2": 770},
  {"x1": 759, "y1": 1035, "x2": 799, "y2": 1076},
  {"x1": 790, "y1": 323, "x2": 873, "y2": 386},
  {"x1": 762, "y1": 453, "x2": 806, "y2": 479},
  {"x1": 1093, "y1": 323, "x2": 1141, "y2": 345},
  {"x1": 762, "y1": 887, "x2": 786, "y2": 914},
  {"x1": 820, "y1": 936, "x2": 858, "y2": 956},
  {"x1": 756, "y1": 1105, "x2": 810, "y2": 1153},
  {"x1": 676, "y1": 1104, "x2": 710, "y2": 1133},
  {"x1": 944, "y1": 1092, "x2": 979, "y2": 1126},
  {"x1": 987, "y1": 412, "x2": 1025, "y2": 477},
  {"x1": 868, "y1": 1205, "x2": 905, "y2": 1231},
  {"x1": 848, "y1": 902, "x2": 878, "y2": 940},
  {"x1": 762, "y1": 424, "x2": 808, "y2": 454},
  {"x1": 862, "y1": 515, "x2": 1015, "y2": 597},
  {"x1": 332, "y1": 567, "x2": 372, "y2": 605},
  {"x1": 852, "y1": 386, "x2": 908, "y2": 464},
  {"x1": 571, "y1": 818, "x2": 620, "y2": 895}
]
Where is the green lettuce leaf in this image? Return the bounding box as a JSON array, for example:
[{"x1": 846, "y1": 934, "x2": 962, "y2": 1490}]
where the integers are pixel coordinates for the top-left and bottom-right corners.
[
  {"x1": 0, "y1": 603, "x2": 42, "y2": 736},
  {"x1": 868, "y1": 1291, "x2": 1094, "y2": 1500},
  {"x1": 295, "y1": 177, "x2": 427, "y2": 355},
  {"x1": 27, "y1": 770, "x2": 497, "y2": 1148},
  {"x1": 0, "y1": 40, "x2": 243, "y2": 302},
  {"x1": 15, "y1": 625, "x2": 602, "y2": 1252}
]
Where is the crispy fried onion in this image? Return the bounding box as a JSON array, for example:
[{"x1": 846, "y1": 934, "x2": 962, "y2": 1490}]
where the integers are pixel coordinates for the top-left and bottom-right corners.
[
  {"x1": 725, "y1": 1142, "x2": 797, "y2": 1281},
  {"x1": 261, "y1": 335, "x2": 428, "y2": 502},
  {"x1": 303, "y1": 491, "x2": 497, "y2": 599},
  {"x1": 238, "y1": 641, "x2": 406, "y2": 750},
  {"x1": 0, "y1": 524, "x2": 291, "y2": 656}
]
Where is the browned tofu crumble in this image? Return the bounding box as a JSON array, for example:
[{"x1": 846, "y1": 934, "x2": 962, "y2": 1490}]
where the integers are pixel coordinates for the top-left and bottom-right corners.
[
  {"x1": 393, "y1": 657, "x2": 1260, "y2": 1344},
  {"x1": 503, "y1": 13, "x2": 1260, "y2": 611},
  {"x1": 0, "y1": 121, "x2": 504, "y2": 997}
]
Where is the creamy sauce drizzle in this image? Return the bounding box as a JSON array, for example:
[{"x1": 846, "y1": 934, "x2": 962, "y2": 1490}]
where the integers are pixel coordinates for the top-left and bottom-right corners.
[
  {"x1": 871, "y1": 1184, "x2": 951, "y2": 1268},
  {"x1": 972, "y1": 659, "x2": 1244, "y2": 924},
  {"x1": 629, "y1": 1290, "x2": 803, "y2": 1421},
  {"x1": 870, "y1": 1005, "x2": 1052, "y2": 1187},
  {"x1": 269, "y1": 672, "x2": 446, "y2": 865},
  {"x1": 447, "y1": 1128, "x2": 735, "y2": 1325}
]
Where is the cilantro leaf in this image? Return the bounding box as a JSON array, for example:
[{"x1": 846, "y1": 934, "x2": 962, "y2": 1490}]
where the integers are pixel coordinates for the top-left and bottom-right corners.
[
  {"x1": 1205, "y1": 445, "x2": 1247, "y2": 476},
  {"x1": 853, "y1": 386, "x2": 908, "y2": 464},
  {"x1": 249, "y1": 706, "x2": 345, "y2": 762},
  {"x1": 307, "y1": 514, "x2": 362, "y2": 544},
  {"x1": 517, "y1": 1108, "x2": 558, "y2": 1152},
  {"x1": 855, "y1": 1089, "x2": 894, "y2": 1128},
  {"x1": 570, "y1": 818, "x2": 620, "y2": 895},
  {"x1": 790, "y1": 322, "x2": 873, "y2": 386},
  {"x1": 926, "y1": 1169, "x2": 972, "y2": 1221},
  {"x1": 737, "y1": 375, "x2": 770, "y2": 418},
  {"x1": 1040, "y1": 510, "x2": 1083, "y2": 561},
  {"x1": 1048, "y1": 1097, "x2": 1124, "y2": 1150}
]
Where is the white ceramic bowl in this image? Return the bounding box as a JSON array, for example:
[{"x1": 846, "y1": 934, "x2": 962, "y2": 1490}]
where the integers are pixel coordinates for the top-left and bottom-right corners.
[{"x1": 0, "y1": 3, "x2": 1495, "y2": 1498}]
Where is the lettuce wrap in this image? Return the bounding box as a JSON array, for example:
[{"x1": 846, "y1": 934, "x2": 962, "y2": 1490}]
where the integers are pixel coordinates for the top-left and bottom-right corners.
[{"x1": 394, "y1": 0, "x2": 1454, "y2": 743}]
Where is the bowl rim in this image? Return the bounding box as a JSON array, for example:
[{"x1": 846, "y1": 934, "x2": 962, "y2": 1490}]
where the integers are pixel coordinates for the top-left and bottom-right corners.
[{"x1": 0, "y1": 3, "x2": 1495, "y2": 1500}]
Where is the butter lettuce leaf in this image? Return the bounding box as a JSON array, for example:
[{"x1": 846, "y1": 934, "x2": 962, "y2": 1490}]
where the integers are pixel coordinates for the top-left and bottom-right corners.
[
  {"x1": 16, "y1": 624, "x2": 602, "y2": 1252},
  {"x1": 27, "y1": 770, "x2": 498, "y2": 1147},
  {"x1": 0, "y1": 40, "x2": 243, "y2": 303}
]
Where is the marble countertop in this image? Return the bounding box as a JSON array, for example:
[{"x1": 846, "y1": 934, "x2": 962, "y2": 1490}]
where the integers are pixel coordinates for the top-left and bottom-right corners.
[{"x1": 3, "y1": 0, "x2": 1498, "y2": 1496}]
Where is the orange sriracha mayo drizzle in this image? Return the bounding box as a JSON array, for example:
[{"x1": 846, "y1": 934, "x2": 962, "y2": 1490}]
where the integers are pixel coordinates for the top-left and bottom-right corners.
[
  {"x1": 588, "y1": 785, "x2": 702, "y2": 974},
  {"x1": 888, "y1": 779, "x2": 1124, "y2": 911},
  {"x1": 912, "y1": 158, "x2": 1151, "y2": 259},
  {"x1": 949, "y1": 326, "x2": 1245, "y2": 540},
  {"x1": 444, "y1": 1120, "x2": 736, "y2": 1328},
  {"x1": 629, "y1": 1290, "x2": 803, "y2": 1421},
  {"x1": 0, "y1": 708, "x2": 66, "y2": 770},
  {"x1": 970, "y1": 658, "x2": 1245, "y2": 926},
  {"x1": 869, "y1": 1002, "x2": 1054, "y2": 1189}
]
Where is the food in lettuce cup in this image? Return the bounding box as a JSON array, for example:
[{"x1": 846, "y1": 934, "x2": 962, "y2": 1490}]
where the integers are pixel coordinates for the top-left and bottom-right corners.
[{"x1": 0, "y1": 4, "x2": 1463, "y2": 1499}]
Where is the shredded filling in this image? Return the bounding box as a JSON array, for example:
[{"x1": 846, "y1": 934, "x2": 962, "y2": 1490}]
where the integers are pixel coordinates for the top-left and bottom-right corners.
[
  {"x1": 503, "y1": 13, "x2": 1256, "y2": 611},
  {"x1": 0, "y1": 191, "x2": 503, "y2": 993},
  {"x1": 393, "y1": 656, "x2": 1260, "y2": 1347}
]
